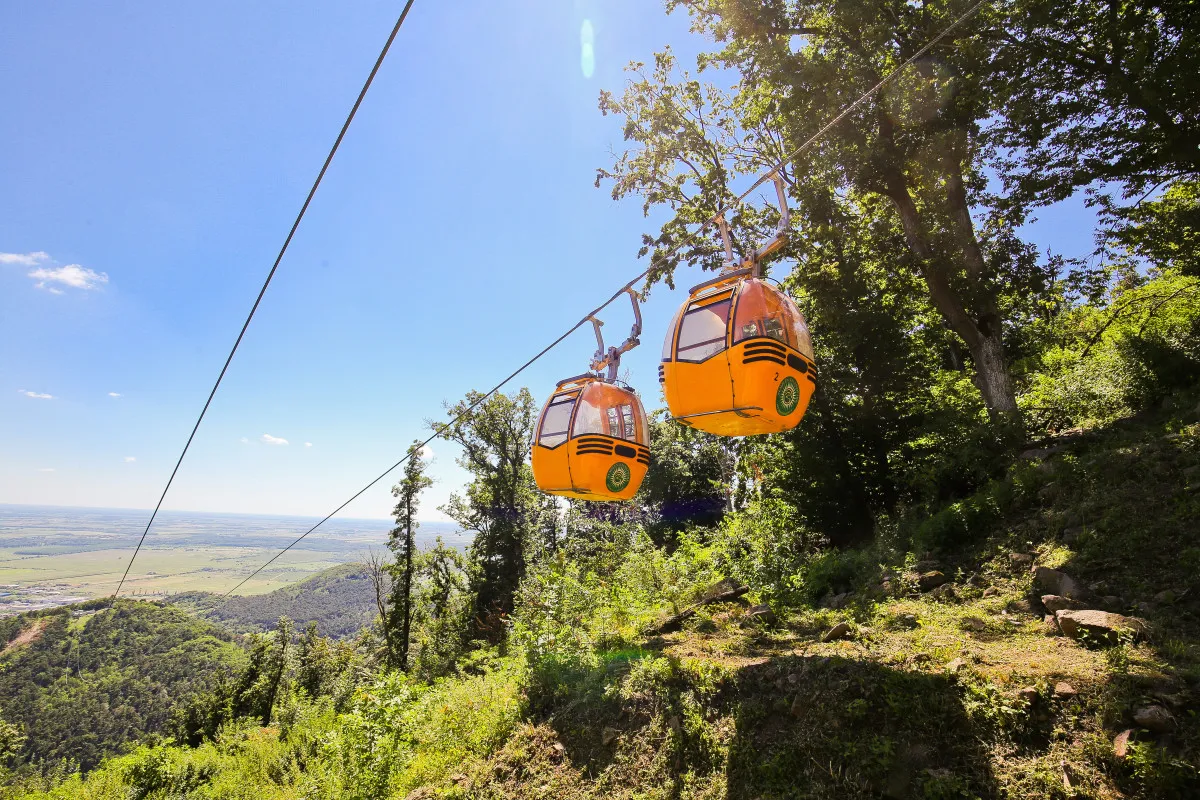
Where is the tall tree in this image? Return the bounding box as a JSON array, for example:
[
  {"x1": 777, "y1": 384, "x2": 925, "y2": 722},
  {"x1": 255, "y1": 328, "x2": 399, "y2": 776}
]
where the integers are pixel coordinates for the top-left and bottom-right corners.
[
  {"x1": 599, "y1": 0, "x2": 1060, "y2": 421},
  {"x1": 387, "y1": 441, "x2": 433, "y2": 671},
  {"x1": 434, "y1": 388, "x2": 541, "y2": 639}
]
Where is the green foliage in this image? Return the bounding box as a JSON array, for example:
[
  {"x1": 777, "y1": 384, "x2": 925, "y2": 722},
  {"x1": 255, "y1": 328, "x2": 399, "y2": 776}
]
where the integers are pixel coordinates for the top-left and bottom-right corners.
[
  {"x1": 636, "y1": 412, "x2": 735, "y2": 544},
  {"x1": 435, "y1": 388, "x2": 549, "y2": 637},
  {"x1": 1021, "y1": 271, "x2": 1200, "y2": 431},
  {"x1": 0, "y1": 601, "x2": 244, "y2": 772},
  {"x1": 175, "y1": 563, "x2": 380, "y2": 640},
  {"x1": 1107, "y1": 181, "x2": 1200, "y2": 277},
  {"x1": 711, "y1": 498, "x2": 824, "y2": 607}
]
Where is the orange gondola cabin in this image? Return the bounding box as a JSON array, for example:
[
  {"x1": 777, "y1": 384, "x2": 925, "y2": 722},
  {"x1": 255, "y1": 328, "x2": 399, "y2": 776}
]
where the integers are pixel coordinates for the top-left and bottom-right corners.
[
  {"x1": 660, "y1": 269, "x2": 816, "y2": 436},
  {"x1": 532, "y1": 374, "x2": 651, "y2": 500}
]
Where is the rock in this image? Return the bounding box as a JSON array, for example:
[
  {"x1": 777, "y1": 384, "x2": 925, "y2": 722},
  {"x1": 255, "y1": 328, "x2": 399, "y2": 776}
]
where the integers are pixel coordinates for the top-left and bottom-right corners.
[
  {"x1": 1101, "y1": 595, "x2": 1123, "y2": 610},
  {"x1": 1113, "y1": 729, "x2": 1134, "y2": 759},
  {"x1": 1054, "y1": 681, "x2": 1077, "y2": 699},
  {"x1": 822, "y1": 621, "x2": 853, "y2": 642},
  {"x1": 914, "y1": 559, "x2": 941, "y2": 573},
  {"x1": 744, "y1": 604, "x2": 777, "y2": 625},
  {"x1": 601, "y1": 727, "x2": 620, "y2": 746},
  {"x1": 1062, "y1": 527, "x2": 1084, "y2": 545},
  {"x1": 893, "y1": 612, "x2": 919, "y2": 629},
  {"x1": 1055, "y1": 609, "x2": 1148, "y2": 644},
  {"x1": 790, "y1": 693, "x2": 806, "y2": 717},
  {"x1": 1018, "y1": 686, "x2": 1039, "y2": 703},
  {"x1": 404, "y1": 789, "x2": 435, "y2": 800},
  {"x1": 944, "y1": 658, "x2": 966, "y2": 675},
  {"x1": 1043, "y1": 614, "x2": 1058, "y2": 627},
  {"x1": 1039, "y1": 483, "x2": 1059, "y2": 502},
  {"x1": 1153, "y1": 589, "x2": 1178, "y2": 605},
  {"x1": 1032, "y1": 566, "x2": 1089, "y2": 600},
  {"x1": 982, "y1": 587, "x2": 999, "y2": 598},
  {"x1": 1020, "y1": 447, "x2": 1053, "y2": 461},
  {"x1": 1041, "y1": 594, "x2": 1085, "y2": 613},
  {"x1": 1133, "y1": 705, "x2": 1175, "y2": 732},
  {"x1": 930, "y1": 583, "x2": 956, "y2": 601},
  {"x1": 918, "y1": 571, "x2": 949, "y2": 591},
  {"x1": 1132, "y1": 601, "x2": 1157, "y2": 616},
  {"x1": 961, "y1": 616, "x2": 987, "y2": 633},
  {"x1": 1007, "y1": 599, "x2": 1035, "y2": 615},
  {"x1": 1008, "y1": 553, "x2": 1034, "y2": 568},
  {"x1": 827, "y1": 593, "x2": 851, "y2": 609}
]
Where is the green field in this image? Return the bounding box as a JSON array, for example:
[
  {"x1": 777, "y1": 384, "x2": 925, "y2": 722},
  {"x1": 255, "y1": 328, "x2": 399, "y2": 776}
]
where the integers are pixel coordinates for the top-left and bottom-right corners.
[{"x1": 0, "y1": 545, "x2": 353, "y2": 599}]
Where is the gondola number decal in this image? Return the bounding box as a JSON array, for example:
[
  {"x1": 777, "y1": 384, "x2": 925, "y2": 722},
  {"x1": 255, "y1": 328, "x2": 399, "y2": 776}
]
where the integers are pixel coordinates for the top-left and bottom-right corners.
[
  {"x1": 606, "y1": 462, "x2": 632, "y2": 493},
  {"x1": 776, "y1": 376, "x2": 800, "y2": 415}
]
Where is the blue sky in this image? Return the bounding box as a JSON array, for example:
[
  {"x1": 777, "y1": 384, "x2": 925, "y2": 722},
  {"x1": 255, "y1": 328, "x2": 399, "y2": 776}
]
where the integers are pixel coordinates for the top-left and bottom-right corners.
[{"x1": 1, "y1": 1, "x2": 1096, "y2": 521}]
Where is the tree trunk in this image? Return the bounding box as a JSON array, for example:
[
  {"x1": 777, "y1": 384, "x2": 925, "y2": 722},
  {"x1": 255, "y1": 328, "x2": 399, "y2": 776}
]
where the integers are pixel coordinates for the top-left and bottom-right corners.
[
  {"x1": 881, "y1": 168, "x2": 1019, "y2": 420},
  {"x1": 401, "y1": 496, "x2": 413, "y2": 672}
]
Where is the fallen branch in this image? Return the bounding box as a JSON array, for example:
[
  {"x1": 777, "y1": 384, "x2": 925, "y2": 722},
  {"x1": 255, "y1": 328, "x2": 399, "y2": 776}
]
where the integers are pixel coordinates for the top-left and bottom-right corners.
[{"x1": 645, "y1": 578, "x2": 749, "y2": 635}]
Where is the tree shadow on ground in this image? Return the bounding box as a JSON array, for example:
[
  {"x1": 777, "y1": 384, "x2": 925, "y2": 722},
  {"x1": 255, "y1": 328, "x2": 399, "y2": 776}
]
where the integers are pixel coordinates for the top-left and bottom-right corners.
[{"x1": 719, "y1": 653, "x2": 997, "y2": 800}]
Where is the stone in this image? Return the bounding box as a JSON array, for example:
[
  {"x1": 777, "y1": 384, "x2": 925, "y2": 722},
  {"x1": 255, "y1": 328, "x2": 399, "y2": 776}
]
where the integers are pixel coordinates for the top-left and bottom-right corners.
[
  {"x1": 822, "y1": 622, "x2": 853, "y2": 642},
  {"x1": 1113, "y1": 729, "x2": 1134, "y2": 759},
  {"x1": 601, "y1": 727, "x2": 620, "y2": 746},
  {"x1": 930, "y1": 583, "x2": 955, "y2": 601},
  {"x1": 790, "y1": 693, "x2": 806, "y2": 717},
  {"x1": 1133, "y1": 705, "x2": 1175, "y2": 732},
  {"x1": 944, "y1": 658, "x2": 966, "y2": 675},
  {"x1": 1055, "y1": 610, "x2": 1148, "y2": 644},
  {"x1": 1153, "y1": 589, "x2": 1178, "y2": 605},
  {"x1": 1032, "y1": 566, "x2": 1089, "y2": 600},
  {"x1": 1018, "y1": 686, "x2": 1039, "y2": 703},
  {"x1": 914, "y1": 559, "x2": 941, "y2": 573},
  {"x1": 982, "y1": 587, "x2": 999, "y2": 598},
  {"x1": 918, "y1": 571, "x2": 948, "y2": 591},
  {"x1": 1008, "y1": 553, "x2": 1034, "y2": 567},
  {"x1": 1054, "y1": 681, "x2": 1078, "y2": 699},
  {"x1": 1007, "y1": 599, "x2": 1035, "y2": 615},
  {"x1": 744, "y1": 604, "x2": 777, "y2": 625},
  {"x1": 893, "y1": 612, "x2": 919, "y2": 629},
  {"x1": 961, "y1": 616, "x2": 987, "y2": 633},
  {"x1": 1041, "y1": 594, "x2": 1085, "y2": 613},
  {"x1": 1020, "y1": 447, "x2": 1053, "y2": 461},
  {"x1": 1132, "y1": 601, "x2": 1157, "y2": 616}
]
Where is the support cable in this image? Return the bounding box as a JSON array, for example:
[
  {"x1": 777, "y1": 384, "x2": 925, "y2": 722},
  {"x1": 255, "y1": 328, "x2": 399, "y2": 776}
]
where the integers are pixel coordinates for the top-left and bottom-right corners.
[
  {"x1": 215, "y1": 0, "x2": 990, "y2": 599},
  {"x1": 111, "y1": 0, "x2": 419, "y2": 600}
]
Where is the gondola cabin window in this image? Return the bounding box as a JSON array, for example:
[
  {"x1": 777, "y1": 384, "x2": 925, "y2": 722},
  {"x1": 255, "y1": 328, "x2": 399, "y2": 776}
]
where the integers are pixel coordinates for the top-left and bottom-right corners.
[
  {"x1": 537, "y1": 395, "x2": 575, "y2": 448},
  {"x1": 676, "y1": 297, "x2": 731, "y2": 362}
]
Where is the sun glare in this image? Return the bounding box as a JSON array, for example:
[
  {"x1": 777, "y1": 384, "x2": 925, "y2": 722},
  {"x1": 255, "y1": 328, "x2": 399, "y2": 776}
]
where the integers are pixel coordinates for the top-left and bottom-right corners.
[{"x1": 580, "y1": 19, "x2": 595, "y2": 78}]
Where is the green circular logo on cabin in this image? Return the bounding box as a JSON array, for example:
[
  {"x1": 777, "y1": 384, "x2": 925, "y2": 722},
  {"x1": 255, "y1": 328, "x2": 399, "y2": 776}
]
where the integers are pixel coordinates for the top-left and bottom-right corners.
[
  {"x1": 606, "y1": 462, "x2": 632, "y2": 493},
  {"x1": 776, "y1": 376, "x2": 801, "y2": 415}
]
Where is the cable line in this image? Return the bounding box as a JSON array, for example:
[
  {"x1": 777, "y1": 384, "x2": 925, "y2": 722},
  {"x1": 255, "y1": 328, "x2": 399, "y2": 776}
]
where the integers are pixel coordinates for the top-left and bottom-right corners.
[
  {"x1": 216, "y1": 0, "x2": 990, "y2": 599},
  {"x1": 111, "y1": 0, "x2": 420, "y2": 600}
]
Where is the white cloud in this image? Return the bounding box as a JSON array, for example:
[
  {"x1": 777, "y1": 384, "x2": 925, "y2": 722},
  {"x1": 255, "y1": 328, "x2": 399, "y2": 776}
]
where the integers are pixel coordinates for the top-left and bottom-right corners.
[
  {"x1": 124, "y1": 456, "x2": 136, "y2": 462},
  {"x1": 29, "y1": 264, "x2": 109, "y2": 291},
  {"x1": 239, "y1": 437, "x2": 250, "y2": 444},
  {"x1": 304, "y1": 442, "x2": 313, "y2": 448},
  {"x1": 0, "y1": 251, "x2": 49, "y2": 266},
  {"x1": 18, "y1": 389, "x2": 53, "y2": 400},
  {"x1": 36, "y1": 467, "x2": 55, "y2": 473},
  {"x1": 108, "y1": 392, "x2": 122, "y2": 398},
  {"x1": 260, "y1": 434, "x2": 288, "y2": 446}
]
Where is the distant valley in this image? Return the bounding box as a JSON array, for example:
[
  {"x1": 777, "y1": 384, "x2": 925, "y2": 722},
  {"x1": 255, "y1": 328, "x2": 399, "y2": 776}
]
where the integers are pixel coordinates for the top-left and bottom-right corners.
[{"x1": 0, "y1": 504, "x2": 467, "y2": 615}]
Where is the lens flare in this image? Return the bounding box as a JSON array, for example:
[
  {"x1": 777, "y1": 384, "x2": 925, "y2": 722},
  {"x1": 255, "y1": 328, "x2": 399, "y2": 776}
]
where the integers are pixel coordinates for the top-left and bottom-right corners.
[{"x1": 580, "y1": 19, "x2": 595, "y2": 78}]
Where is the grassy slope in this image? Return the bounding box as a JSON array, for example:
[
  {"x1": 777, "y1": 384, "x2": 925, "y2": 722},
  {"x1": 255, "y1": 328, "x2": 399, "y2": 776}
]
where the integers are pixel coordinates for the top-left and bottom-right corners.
[
  {"x1": 462, "y1": 403, "x2": 1200, "y2": 799},
  {"x1": 173, "y1": 563, "x2": 378, "y2": 639}
]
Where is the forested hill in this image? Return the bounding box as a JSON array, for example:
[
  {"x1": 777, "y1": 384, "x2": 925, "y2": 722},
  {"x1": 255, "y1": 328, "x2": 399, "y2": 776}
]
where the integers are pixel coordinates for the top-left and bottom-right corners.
[
  {"x1": 0, "y1": 600, "x2": 244, "y2": 771},
  {"x1": 173, "y1": 563, "x2": 378, "y2": 640}
]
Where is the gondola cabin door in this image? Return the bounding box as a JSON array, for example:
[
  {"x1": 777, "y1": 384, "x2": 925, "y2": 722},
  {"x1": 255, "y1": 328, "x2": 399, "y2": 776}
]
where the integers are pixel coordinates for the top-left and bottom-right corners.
[{"x1": 532, "y1": 375, "x2": 651, "y2": 500}]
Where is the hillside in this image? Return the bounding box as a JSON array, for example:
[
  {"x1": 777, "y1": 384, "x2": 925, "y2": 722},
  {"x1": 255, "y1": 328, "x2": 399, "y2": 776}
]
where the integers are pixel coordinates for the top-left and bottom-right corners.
[
  {"x1": 18, "y1": 399, "x2": 1199, "y2": 798},
  {"x1": 173, "y1": 563, "x2": 379, "y2": 639},
  {"x1": 0, "y1": 600, "x2": 244, "y2": 772}
]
